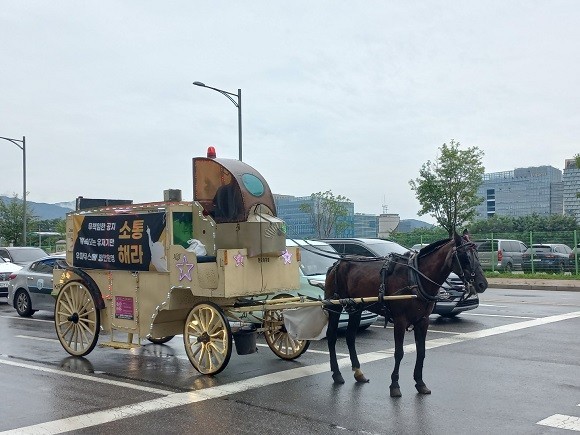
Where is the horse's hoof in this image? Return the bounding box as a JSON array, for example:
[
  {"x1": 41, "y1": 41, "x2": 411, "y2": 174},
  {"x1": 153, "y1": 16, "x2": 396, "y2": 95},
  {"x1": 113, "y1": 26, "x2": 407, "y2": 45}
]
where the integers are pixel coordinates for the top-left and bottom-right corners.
[
  {"x1": 332, "y1": 373, "x2": 345, "y2": 384},
  {"x1": 353, "y1": 368, "x2": 369, "y2": 383},
  {"x1": 415, "y1": 384, "x2": 431, "y2": 395},
  {"x1": 390, "y1": 387, "x2": 402, "y2": 397},
  {"x1": 354, "y1": 373, "x2": 369, "y2": 383}
]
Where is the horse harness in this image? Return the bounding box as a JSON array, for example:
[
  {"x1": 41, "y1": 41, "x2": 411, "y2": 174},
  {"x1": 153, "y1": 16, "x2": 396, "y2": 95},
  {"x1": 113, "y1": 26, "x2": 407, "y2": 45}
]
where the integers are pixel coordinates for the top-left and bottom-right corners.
[{"x1": 328, "y1": 241, "x2": 476, "y2": 328}]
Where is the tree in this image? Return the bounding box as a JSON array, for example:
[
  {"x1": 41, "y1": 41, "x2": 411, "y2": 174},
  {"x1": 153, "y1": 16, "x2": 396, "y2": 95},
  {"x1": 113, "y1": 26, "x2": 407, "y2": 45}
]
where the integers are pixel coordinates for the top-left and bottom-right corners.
[
  {"x1": 409, "y1": 140, "x2": 485, "y2": 237},
  {"x1": 0, "y1": 193, "x2": 38, "y2": 246},
  {"x1": 299, "y1": 190, "x2": 351, "y2": 238}
]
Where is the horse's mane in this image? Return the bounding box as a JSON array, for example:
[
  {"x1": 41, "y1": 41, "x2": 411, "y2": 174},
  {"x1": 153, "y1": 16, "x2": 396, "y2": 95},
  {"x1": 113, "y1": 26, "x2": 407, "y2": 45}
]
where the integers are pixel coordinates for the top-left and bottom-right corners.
[{"x1": 417, "y1": 238, "x2": 451, "y2": 259}]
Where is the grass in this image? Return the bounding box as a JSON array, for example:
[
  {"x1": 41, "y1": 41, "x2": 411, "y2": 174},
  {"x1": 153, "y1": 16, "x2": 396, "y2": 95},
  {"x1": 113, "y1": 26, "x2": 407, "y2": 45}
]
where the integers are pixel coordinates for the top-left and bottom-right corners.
[{"x1": 484, "y1": 271, "x2": 580, "y2": 280}]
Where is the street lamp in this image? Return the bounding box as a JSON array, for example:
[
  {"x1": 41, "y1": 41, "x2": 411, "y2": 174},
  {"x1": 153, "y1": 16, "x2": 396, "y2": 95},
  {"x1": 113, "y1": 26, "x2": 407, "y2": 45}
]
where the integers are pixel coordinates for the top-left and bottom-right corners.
[
  {"x1": 0, "y1": 135, "x2": 26, "y2": 245},
  {"x1": 193, "y1": 81, "x2": 242, "y2": 161}
]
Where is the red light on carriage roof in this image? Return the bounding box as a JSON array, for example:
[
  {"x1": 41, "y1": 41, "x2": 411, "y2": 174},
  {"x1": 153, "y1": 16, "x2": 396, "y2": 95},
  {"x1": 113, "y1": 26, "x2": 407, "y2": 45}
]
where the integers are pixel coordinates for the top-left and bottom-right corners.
[{"x1": 207, "y1": 146, "x2": 216, "y2": 158}]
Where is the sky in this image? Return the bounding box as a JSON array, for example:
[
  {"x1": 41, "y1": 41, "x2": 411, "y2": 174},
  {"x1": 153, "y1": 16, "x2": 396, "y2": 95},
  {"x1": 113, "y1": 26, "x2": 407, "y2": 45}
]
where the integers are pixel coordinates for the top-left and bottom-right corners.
[{"x1": 1, "y1": 1, "x2": 579, "y2": 224}]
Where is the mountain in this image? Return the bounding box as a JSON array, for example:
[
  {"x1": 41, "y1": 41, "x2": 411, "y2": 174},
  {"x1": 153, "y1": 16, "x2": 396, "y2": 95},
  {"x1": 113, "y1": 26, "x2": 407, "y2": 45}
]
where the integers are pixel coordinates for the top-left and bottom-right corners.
[{"x1": 0, "y1": 196, "x2": 74, "y2": 220}]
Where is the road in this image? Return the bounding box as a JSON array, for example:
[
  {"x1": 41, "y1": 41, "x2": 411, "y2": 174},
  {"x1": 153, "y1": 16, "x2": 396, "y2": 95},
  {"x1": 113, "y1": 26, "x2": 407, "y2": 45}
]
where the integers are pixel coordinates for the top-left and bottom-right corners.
[{"x1": 1, "y1": 288, "x2": 579, "y2": 434}]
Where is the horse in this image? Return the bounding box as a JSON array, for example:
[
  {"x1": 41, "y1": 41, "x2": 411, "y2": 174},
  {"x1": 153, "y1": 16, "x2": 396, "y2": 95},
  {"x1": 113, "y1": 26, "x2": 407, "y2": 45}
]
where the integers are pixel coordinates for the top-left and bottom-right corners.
[{"x1": 324, "y1": 231, "x2": 488, "y2": 397}]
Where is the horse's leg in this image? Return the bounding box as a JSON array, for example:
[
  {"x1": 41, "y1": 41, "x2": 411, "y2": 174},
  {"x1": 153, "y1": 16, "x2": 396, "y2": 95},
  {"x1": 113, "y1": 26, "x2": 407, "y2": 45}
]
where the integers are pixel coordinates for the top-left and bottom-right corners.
[
  {"x1": 413, "y1": 316, "x2": 431, "y2": 394},
  {"x1": 389, "y1": 318, "x2": 406, "y2": 397},
  {"x1": 345, "y1": 310, "x2": 368, "y2": 383},
  {"x1": 326, "y1": 305, "x2": 344, "y2": 384}
]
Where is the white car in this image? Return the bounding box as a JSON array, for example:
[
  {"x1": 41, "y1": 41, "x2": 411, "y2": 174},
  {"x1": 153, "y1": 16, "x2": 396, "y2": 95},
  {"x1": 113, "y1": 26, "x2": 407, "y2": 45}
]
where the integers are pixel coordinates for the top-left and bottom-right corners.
[
  {"x1": 0, "y1": 256, "x2": 22, "y2": 299},
  {"x1": 282, "y1": 239, "x2": 378, "y2": 330}
]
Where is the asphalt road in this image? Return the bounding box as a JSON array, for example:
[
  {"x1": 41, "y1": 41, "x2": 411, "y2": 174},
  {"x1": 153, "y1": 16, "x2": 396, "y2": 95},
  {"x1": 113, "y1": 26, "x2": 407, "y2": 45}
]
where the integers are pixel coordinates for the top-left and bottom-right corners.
[{"x1": 1, "y1": 288, "x2": 579, "y2": 435}]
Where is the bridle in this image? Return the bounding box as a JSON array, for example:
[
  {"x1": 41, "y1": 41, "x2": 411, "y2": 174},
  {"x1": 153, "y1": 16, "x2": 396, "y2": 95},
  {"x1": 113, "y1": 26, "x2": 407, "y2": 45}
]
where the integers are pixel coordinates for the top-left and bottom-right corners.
[{"x1": 451, "y1": 239, "x2": 479, "y2": 291}]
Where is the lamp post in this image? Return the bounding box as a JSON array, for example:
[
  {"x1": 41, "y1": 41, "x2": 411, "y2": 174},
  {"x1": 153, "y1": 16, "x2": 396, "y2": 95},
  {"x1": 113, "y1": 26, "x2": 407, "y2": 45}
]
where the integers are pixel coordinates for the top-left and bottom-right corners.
[
  {"x1": 0, "y1": 135, "x2": 26, "y2": 245},
  {"x1": 193, "y1": 81, "x2": 242, "y2": 161}
]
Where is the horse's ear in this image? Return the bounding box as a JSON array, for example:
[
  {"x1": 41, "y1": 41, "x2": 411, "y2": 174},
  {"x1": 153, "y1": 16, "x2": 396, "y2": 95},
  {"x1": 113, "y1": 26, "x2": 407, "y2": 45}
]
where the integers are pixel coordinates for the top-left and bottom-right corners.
[{"x1": 453, "y1": 231, "x2": 462, "y2": 246}]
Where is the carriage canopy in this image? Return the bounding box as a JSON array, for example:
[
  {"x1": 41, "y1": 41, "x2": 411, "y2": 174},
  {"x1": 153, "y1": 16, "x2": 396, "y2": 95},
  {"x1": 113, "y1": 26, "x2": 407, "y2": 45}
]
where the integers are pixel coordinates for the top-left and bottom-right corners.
[{"x1": 192, "y1": 156, "x2": 277, "y2": 223}]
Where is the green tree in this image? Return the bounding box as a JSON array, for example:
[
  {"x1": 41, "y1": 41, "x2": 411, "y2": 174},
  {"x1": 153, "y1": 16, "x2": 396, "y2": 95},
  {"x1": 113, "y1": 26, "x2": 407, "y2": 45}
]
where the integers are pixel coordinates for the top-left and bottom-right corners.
[
  {"x1": 468, "y1": 213, "x2": 577, "y2": 233},
  {"x1": 409, "y1": 140, "x2": 485, "y2": 237},
  {"x1": 299, "y1": 190, "x2": 351, "y2": 238},
  {"x1": 0, "y1": 193, "x2": 38, "y2": 246}
]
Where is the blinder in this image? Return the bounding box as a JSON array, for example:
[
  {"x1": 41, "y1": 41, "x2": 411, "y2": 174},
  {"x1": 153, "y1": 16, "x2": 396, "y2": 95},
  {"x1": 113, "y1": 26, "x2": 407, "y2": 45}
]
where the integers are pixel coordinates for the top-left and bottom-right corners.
[{"x1": 451, "y1": 241, "x2": 478, "y2": 288}]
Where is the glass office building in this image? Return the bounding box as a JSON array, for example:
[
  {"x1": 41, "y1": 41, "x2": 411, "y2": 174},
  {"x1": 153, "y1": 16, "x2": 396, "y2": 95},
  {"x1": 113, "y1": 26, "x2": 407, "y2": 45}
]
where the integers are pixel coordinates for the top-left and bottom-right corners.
[
  {"x1": 563, "y1": 159, "x2": 580, "y2": 223},
  {"x1": 273, "y1": 194, "x2": 354, "y2": 239},
  {"x1": 475, "y1": 166, "x2": 563, "y2": 219}
]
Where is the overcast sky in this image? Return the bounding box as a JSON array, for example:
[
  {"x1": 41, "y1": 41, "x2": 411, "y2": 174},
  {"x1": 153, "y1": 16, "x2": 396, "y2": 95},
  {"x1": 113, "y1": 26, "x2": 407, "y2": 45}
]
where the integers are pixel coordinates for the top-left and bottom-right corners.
[{"x1": 1, "y1": 1, "x2": 579, "y2": 223}]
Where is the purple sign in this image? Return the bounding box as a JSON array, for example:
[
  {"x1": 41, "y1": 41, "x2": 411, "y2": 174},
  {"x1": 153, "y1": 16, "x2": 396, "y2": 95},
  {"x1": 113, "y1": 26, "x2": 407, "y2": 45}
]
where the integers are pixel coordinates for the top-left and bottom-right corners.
[{"x1": 115, "y1": 296, "x2": 134, "y2": 320}]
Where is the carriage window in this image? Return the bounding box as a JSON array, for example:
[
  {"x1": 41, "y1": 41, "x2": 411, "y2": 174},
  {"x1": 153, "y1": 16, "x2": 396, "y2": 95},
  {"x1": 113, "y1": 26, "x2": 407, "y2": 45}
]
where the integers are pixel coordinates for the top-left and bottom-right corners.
[{"x1": 241, "y1": 173, "x2": 265, "y2": 197}]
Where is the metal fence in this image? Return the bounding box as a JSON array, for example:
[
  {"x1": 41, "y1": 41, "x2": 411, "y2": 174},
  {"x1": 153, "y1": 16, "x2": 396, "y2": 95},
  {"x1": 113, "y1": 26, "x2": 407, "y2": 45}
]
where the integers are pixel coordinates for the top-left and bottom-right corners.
[{"x1": 391, "y1": 230, "x2": 580, "y2": 275}]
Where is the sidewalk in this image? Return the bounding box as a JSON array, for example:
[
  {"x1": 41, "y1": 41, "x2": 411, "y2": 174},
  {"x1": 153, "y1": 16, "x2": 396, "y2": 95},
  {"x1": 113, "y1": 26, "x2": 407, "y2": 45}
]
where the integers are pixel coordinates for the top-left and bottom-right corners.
[{"x1": 487, "y1": 277, "x2": 580, "y2": 291}]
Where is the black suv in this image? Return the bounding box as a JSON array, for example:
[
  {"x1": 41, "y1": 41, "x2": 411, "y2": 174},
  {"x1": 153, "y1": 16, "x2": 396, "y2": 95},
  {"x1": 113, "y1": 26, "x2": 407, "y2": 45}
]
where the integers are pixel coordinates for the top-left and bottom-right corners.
[{"x1": 320, "y1": 238, "x2": 479, "y2": 318}]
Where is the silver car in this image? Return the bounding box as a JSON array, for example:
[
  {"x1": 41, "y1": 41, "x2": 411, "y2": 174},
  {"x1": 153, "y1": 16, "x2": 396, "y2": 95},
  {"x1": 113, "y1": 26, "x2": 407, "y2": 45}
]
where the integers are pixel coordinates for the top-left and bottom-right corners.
[{"x1": 7, "y1": 255, "x2": 67, "y2": 317}]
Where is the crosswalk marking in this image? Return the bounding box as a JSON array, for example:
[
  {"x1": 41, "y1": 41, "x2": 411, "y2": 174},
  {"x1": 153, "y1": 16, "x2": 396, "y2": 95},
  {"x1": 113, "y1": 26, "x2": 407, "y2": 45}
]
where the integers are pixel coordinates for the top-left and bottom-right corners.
[{"x1": 537, "y1": 414, "x2": 580, "y2": 431}]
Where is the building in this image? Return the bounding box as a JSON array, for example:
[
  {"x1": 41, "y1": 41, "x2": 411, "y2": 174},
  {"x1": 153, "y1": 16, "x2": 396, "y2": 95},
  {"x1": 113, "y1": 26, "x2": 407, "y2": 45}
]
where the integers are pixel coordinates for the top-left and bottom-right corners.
[
  {"x1": 563, "y1": 158, "x2": 580, "y2": 223},
  {"x1": 475, "y1": 166, "x2": 563, "y2": 219},
  {"x1": 377, "y1": 213, "x2": 400, "y2": 238},
  {"x1": 273, "y1": 194, "x2": 354, "y2": 239},
  {"x1": 353, "y1": 213, "x2": 379, "y2": 238}
]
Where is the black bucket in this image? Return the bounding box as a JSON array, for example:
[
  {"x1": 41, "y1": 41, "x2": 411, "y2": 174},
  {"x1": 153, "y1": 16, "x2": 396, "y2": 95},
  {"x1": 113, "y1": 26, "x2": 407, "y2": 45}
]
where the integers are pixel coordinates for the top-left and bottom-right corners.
[{"x1": 233, "y1": 326, "x2": 257, "y2": 355}]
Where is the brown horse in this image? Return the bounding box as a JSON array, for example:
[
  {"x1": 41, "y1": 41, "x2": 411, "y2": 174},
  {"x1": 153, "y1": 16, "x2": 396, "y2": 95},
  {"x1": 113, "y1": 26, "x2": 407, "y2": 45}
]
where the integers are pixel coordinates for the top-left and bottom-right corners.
[{"x1": 324, "y1": 231, "x2": 488, "y2": 396}]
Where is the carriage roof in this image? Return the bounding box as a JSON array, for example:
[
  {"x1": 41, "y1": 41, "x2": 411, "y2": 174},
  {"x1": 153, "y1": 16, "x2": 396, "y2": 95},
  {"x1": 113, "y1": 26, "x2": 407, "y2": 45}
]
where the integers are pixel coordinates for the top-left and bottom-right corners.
[{"x1": 192, "y1": 156, "x2": 277, "y2": 223}]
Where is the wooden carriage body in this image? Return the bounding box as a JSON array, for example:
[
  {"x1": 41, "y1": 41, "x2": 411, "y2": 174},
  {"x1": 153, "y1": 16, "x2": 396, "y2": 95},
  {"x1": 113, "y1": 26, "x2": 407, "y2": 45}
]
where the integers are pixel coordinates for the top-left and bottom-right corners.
[{"x1": 53, "y1": 155, "x2": 299, "y2": 345}]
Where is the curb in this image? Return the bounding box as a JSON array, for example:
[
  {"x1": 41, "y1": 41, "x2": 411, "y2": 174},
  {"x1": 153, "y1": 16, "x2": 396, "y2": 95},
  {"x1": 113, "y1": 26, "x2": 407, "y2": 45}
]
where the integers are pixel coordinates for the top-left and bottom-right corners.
[{"x1": 487, "y1": 279, "x2": 580, "y2": 292}]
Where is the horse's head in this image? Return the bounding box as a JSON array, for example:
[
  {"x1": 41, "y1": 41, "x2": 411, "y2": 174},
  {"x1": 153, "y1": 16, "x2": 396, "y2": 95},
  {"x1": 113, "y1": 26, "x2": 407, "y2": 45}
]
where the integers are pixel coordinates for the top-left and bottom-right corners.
[{"x1": 451, "y1": 231, "x2": 488, "y2": 294}]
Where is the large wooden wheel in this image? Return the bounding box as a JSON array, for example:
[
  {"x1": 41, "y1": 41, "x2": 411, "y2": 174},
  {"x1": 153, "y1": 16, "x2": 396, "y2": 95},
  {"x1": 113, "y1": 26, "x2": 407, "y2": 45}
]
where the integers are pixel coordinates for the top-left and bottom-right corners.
[
  {"x1": 183, "y1": 301, "x2": 232, "y2": 375},
  {"x1": 263, "y1": 303, "x2": 310, "y2": 360},
  {"x1": 54, "y1": 280, "x2": 100, "y2": 357}
]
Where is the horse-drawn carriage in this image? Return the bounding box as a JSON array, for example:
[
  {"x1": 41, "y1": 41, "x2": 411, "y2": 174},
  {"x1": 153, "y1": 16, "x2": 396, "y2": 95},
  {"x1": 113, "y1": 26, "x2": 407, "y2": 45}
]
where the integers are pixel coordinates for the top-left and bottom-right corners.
[
  {"x1": 52, "y1": 148, "x2": 313, "y2": 375},
  {"x1": 52, "y1": 147, "x2": 488, "y2": 393}
]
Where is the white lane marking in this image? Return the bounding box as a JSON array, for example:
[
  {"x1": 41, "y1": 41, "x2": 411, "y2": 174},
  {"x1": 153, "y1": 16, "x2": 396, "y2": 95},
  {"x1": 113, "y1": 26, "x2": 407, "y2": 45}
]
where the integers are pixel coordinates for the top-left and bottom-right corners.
[
  {"x1": 15, "y1": 335, "x2": 55, "y2": 342},
  {"x1": 463, "y1": 313, "x2": 537, "y2": 319},
  {"x1": 478, "y1": 303, "x2": 507, "y2": 307},
  {"x1": 2, "y1": 310, "x2": 579, "y2": 435},
  {"x1": 537, "y1": 414, "x2": 580, "y2": 431},
  {"x1": 0, "y1": 358, "x2": 174, "y2": 395},
  {"x1": 0, "y1": 315, "x2": 53, "y2": 323},
  {"x1": 13, "y1": 334, "x2": 350, "y2": 359},
  {"x1": 256, "y1": 343, "x2": 348, "y2": 357},
  {"x1": 370, "y1": 324, "x2": 460, "y2": 335}
]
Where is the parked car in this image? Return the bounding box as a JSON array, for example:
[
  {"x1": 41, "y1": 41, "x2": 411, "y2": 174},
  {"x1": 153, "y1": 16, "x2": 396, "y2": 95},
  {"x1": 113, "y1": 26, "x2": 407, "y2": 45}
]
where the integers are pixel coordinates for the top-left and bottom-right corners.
[
  {"x1": 0, "y1": 246, "x2": 49, "y2": 266},
  {"x1": 235, "y1": 240, "x2": 377, "y2": 331},
  {"x1": 321, "y1": 238, "x2": 479, "y2": 318},
  {"x1": 7, "y1": 254, "x2": 67, "y2": 317},
  {"x1": 472, "y1": 239, "x2": 528, "y2": 272},
  {"x1": 281, "y1": 239, "x2": 378, "y2": 330},
  {"x1": 0, "y1": 256, "x2": 22, "y2": 299},
  {"x1": 522, "y1": 243, "x2": 573, "y2": 273}
]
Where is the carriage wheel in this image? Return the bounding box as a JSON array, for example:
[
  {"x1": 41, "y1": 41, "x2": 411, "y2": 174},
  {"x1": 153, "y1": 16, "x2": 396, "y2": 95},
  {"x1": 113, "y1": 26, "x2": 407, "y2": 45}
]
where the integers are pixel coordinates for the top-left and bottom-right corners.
[
  {"x1": 54, "y1": 280, "x2": 100, "y2": 357},
  {"x1": 263, "y1": 304, "x2": 310, "y2": 360},
  {"x1": 147, "y1": 336, "x2": 175, "y2": 344},
  {"x1": 183, "y1": 301, "x2": 232, "y2": 375}
]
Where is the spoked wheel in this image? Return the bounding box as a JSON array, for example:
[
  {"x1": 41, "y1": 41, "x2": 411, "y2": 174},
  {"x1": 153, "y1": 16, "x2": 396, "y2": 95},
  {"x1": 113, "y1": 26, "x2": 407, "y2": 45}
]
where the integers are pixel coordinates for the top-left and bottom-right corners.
[
  {"x1": 183, "y1": 301, "x2": 232, "y2": 375},
  {"x1": 54, "y1": 280, "x2": 100, "y2": 357},
  {"x1": 147, "y1": 336, "x2": 175, "y2": 344},
  {"x1": 263, "y1": 304, "x2": 310, "y2": 360}
]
